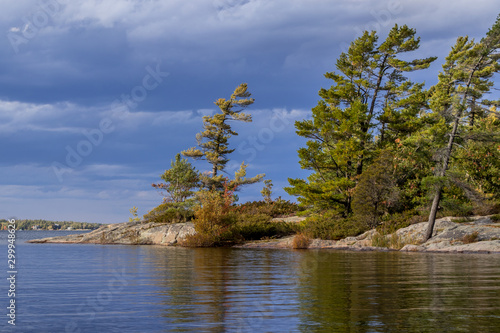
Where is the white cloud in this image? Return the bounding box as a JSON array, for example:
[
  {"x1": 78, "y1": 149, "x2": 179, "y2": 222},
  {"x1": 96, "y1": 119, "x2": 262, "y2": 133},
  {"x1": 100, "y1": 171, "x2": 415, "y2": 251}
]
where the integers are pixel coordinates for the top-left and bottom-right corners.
[
  {"x1": 244, "y1": 108, "x2": 310, "y2": 128},
  {"x1": 80, "y1": 163, "x2": 129, "y2": 175},
  {"x1": 0, "y1": 100, "x2": 91, "y2": 134},
  {"x1": 194, "y1": 109, "x2": 215, "y2": 118},
  {"x1": 0, "y1": 99, "x2": 200, "y2": 134}
]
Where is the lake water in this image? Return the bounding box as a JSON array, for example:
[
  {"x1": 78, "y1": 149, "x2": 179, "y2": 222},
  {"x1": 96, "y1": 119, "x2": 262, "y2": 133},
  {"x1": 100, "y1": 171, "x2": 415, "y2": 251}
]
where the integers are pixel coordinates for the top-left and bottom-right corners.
[{"x1": 1, "y1": 230, "x2": 499, "y2": 332}]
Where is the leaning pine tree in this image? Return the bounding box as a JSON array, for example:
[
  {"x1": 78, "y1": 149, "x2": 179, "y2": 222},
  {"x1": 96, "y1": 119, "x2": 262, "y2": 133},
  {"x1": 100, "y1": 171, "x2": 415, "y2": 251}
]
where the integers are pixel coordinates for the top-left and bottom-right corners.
[
  {"x1": 182, "y1": 83, "x2": 264, "y2": 190},
  {"x1": 423, "y1": 15, "x2": 500, "y2": 241}
]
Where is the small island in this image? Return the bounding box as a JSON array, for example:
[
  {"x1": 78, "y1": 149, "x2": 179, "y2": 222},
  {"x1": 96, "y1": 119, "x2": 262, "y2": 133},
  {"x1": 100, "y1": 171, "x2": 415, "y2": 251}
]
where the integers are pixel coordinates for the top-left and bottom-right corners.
[{"x1": 27, "y1": 18, "x2": 500, "y2": 255}]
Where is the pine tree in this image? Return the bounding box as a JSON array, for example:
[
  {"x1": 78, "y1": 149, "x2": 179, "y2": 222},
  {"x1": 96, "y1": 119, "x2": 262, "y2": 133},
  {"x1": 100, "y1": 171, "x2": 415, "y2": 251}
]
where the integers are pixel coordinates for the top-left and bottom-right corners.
[
  {"x1": 285, "y1": 25, "x2": 436, "y2": 217},
  {"x1": 152, "y1": 153, "x2": 199, "y2": 203},
  {"x1": 182, "y1": 83, "x2": 263, "y2": 190},
  {"x1": 261, "y1": 179, "x2": 273, "y2": 203},
  {"x1": 423, "y1": 16, "x2": 500, "y2": 240}
]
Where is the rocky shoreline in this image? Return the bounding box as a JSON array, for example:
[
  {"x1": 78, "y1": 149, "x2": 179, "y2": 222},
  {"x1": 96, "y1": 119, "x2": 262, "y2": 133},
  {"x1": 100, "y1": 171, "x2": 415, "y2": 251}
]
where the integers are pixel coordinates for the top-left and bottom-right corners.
[
  {"x1": 27, "y1": 221, "x2": 196, "y2": 246},
  {"x1": 27, "y1": 216, "x2": 500, "y2": 254}
]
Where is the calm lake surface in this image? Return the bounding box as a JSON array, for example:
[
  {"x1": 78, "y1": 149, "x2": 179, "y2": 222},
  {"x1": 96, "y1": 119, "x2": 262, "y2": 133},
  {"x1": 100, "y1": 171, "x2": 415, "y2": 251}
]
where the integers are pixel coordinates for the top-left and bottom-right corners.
[{"x1": 1, "y1": 230, "x2": 499, "y2": 332}]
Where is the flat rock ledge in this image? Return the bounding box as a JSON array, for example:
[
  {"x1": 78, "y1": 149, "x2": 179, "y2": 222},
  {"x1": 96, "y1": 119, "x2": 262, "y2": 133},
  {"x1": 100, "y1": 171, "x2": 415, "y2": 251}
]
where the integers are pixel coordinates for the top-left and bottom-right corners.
[
  {"x1": 27, "y1": 221, "x2": 195, "y2": 246},
  {"x1": 28, "y1": 216, "x2": 500, "y2": 254},
  {"x1": 236, "y1": 216, "x2": 500, "y2": 254}
]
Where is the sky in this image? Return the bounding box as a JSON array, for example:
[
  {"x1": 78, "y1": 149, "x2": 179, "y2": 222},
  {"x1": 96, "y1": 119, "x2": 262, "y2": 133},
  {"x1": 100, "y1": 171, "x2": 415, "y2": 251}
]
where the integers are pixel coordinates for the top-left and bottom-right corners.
[{"x1": 1, "y1": 0, "x2": 499, "y2": 223}]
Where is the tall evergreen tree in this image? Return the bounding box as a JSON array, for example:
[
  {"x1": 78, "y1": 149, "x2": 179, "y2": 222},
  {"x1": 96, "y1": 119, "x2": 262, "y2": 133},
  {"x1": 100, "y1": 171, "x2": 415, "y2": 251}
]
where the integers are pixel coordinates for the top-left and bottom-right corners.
[
  {"x1": 285, "y1": 25, "x2": 436, "y2": 217},
  {"x1": 423, "y1": 16, "x2": 500, "y2": 240}
]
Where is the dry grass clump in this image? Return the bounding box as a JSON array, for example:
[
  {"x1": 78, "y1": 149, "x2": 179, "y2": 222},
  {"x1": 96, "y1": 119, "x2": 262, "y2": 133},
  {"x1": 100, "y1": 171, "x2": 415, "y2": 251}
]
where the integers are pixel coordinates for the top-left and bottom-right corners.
[
  {"x1": 371, "y1": 232, "x2": 390, "y2": 248},
  {"x1": 461, "y1": 231, "x2": 479, "y2": 244},
  {"x1": 292, "y1": 233, "x2": 311, "y2": 249}
]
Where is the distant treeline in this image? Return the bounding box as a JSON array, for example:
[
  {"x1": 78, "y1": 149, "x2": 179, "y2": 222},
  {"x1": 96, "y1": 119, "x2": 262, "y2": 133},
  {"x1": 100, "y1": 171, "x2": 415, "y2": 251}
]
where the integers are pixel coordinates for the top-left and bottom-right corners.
[{"x1": 0, "y1": 219, "x2": 103, "y2": 230}]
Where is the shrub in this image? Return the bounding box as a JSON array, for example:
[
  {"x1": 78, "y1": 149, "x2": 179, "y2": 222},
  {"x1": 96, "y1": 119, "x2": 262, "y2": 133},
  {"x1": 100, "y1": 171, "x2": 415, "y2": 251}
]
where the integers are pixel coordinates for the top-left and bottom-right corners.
[
  {"x1": 234, "y1": 199, "x2": 302, "y2": 218},
  {"x1": 437, "y1": 196, "x2": 475, "y2": 218},
  {"x1": 304, "y1": 212, "x2": 366, "y2": 240},
  {"x1": 236, "y1": 213, "x2": 272, "y2": 224},
  {"x1": 292, "y1": 233, "x2": 311, "y2": 249},
  {"x1": 178, "y1": 188, "x2": 304, "y2": 246},
  {"x1": 226, "y1": 198, "x2": 303, "y2": 241},
  {"x1": 182, "y1": 185, "x2": 239, "y2": 247},
  {"x1": 235, "y1": 220, "x2": 300, "y2": 241},
  {"x1": 473, "y1": 200, "x2": 500, "y2": 216},
  {"x1": 491, "y1": 214, "x2": 500, "y2": 221},
  {"x1": 377, "y1": 210, "x2": 427, "y2": 234},
  {"x1": 143, "y1": 201, "x2": 195, "y2": 224}
]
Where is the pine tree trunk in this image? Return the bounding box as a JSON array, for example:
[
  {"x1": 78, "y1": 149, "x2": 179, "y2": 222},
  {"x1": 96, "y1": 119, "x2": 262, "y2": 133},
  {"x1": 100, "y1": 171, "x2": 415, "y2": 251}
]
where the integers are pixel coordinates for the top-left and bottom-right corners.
[
  {"x1": 424, "y1": 187, "x2": 442, "y2": 240},
  {"x1": 423, "y1": 114, "x2": 458, "y2": 241}
]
